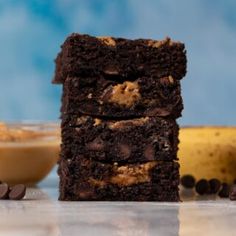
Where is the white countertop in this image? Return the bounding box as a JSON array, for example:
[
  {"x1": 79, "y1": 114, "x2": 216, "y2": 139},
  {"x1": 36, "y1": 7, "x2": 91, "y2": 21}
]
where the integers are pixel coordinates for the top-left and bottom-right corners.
[{"x1": 0, "y1": 177, "x2": 235, "y2": 236}]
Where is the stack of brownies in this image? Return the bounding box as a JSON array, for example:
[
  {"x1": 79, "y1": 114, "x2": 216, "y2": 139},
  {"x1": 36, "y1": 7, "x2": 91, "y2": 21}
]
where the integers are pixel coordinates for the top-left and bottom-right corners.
[{"x1": 53, "y1": 34, "x2": 187, "y2": 201}]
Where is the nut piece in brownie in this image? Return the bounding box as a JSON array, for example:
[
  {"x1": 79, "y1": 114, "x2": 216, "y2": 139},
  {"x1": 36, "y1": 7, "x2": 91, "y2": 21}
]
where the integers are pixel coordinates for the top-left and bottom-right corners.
[
  {"x1": 61, "y1": 75, "x2": 183, "y2": 118},
  {"x1": 61, "y1": 116, "x2": 179, "y2": 163},
  {"x1": 58, "y1": 157, "x2": 180, "y2": 201},
  {"x1": 53, "y1": 34, "x2": 187, "y2": 84}
]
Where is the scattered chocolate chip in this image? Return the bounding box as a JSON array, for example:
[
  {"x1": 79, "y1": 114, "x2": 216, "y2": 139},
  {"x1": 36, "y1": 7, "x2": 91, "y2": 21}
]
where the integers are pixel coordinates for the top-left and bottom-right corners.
[
  {"x1": 195, "y1": 179, "x2": 210, "y2": 195},
  {"x1": 209, "y1": 178, "x2": 221, "y2": 194},
  {"x1": 0, "y1": 183, "x2": 10, "y2": 199},
  {"x1": 9, "y1": 184, "x2": 26, "y2": 200},
  {"x1": 218, "y1": 183, "x2": 230, "y2": 198},
  {"x1": 229, "y1": 185, "x2": 236, "y2": 201},
  {"x1": 180, "y1": 175, "x2": 196, "y2": 189}
]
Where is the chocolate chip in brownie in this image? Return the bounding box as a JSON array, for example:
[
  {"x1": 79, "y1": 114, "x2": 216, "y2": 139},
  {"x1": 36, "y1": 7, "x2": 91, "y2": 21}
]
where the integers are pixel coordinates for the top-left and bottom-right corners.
[
  {"x1": 195, "y1": 179, "x2": 209, "y2": 195},
  {"x1": 180, "y1": 175, "x2": 196, "y2": 189},
  {"x1": 118, "y1": 144, "x2": 131, "y2": 159},
  {"x1": 86, "y1": 138, "x2": 104, "y2": 151},
  {"x1": 144, "y1": 144, "x2": 155, "y2": 161}
]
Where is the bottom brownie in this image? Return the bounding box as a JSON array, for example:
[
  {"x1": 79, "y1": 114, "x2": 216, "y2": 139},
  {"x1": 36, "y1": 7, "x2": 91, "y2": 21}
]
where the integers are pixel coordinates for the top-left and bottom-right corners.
[{"x1": 58, "y1": 157, "x2": 180, "y2": 201}]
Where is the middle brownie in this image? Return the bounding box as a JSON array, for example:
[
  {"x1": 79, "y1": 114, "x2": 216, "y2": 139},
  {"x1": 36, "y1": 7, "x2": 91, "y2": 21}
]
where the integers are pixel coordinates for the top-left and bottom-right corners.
[
  {"x1": 61, "y1": 75, "x2": 183, "y2": 118},
  {"x1": 61, "y1": 115, "x2": 179, "y2": 163}
]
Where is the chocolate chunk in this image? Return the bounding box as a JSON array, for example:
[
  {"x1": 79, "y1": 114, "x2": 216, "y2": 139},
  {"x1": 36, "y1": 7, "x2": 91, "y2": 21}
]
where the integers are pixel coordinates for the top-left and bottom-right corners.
[
  {"x1": 86, "y1": 138, "x2": 104, "y2": 151},
  {"x1": 209, "y1": 178, "x2": 221, "y2": 194},
  {"x1": 118, "y1": 144, "x2": 131, "y2": 159},
  {"x1": 0, "y1": 183, "x2": 10, "y2": 199},
  {"x1": 144, "y1": 144, "x2": 155, "y2": 161},
  {"x1": 195, "y1": 179, "x2": 209, "y2": 195},
  {"x1": 229, "y1": 185, "x2": 236, "y2": 201},
  {"x1": 180, "y1": 175, "x2": 196, "y2": 188},
  {"x1": 218, "y1": 183, "x2": 230, "y2": 198},
  {"x1": 9, "y1": 184, "x2": 26, "y2": 200}
]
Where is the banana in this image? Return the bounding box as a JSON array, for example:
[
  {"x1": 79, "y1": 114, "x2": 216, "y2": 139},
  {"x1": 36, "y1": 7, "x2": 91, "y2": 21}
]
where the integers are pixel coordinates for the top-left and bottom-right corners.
[{"x1": 178, "y1": 127, "x2": 236, "y2": 183}]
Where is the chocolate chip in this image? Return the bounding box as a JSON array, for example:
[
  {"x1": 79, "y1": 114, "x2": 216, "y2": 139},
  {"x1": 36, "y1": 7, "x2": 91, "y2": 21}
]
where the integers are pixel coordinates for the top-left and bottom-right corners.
[
  {"x1": 86, "y1": 138, "x2": 104, "y2": 151},
  {"x1": 9, "y1": 184, "x2": 26, "y2": 200},
  {"x1": 218, "y1": 183, "x2": 230, "y2": 198},
  {"x1": 0, "y1": 183, "x2": 10, "y2": 199},
  {"x1": 209, "y1": 178, "x2": 221, "y2": 194},
  {"x1": 229, "y1": 185, "x2": 236, "y2": 201},
  {"x1": 195, "y1": 179, "x2": 210, "y2": 195},
  {"x1": 119, "y1": 144, "x2": 131, "y2": 159},
  {"x1": 180, "y1": 175, "x2": 196, "y2": 188},
  {"x1": 144, "y1": 144, "x2": 155, "y2": 161}
]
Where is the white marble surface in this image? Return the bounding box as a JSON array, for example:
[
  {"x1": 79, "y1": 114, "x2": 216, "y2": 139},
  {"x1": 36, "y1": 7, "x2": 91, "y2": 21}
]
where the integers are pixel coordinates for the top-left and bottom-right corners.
[{"x1": 0, "y1": 181, "x2": 236, "y2": 236}]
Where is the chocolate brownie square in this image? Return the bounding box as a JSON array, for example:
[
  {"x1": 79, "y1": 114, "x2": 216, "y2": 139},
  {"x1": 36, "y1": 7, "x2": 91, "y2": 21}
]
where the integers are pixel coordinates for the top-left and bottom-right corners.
[
  {"x1": 53, "y1": 34, "x2": 187, "y2": 84},
  {"x1": 58, "y1": 157, "x2": 180, "y2": 201},
  {"x1": 61, "y1": 116, "x2": 179, "y2": 163},
  {"x1": 61, "y1": 75, "x2": 183, "y2": 118}
]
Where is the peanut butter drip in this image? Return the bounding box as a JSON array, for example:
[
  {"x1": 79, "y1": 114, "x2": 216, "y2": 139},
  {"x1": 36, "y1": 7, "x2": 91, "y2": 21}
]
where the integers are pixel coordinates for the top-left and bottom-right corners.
[
  {"x1": 93, "y1": 118, "x2": 102, "y2": 126},
  {"x1": 76, "y1": 116, "x2": 89, "y2": 126},
  {"x1": 108, "y1": 117, "x2": 149, "y2": 129},
  {"x1": 109, "y1": 81, "x2": 141, "y2": 107},
  {"x1": 89, "y1": 178, "x2": 106, "y2": 187},
  {"x1": 89, "y1": 162, "x2": 157, "y2": 187},
  {"x1": 147, "y1": 37, "x2": 175, "y2": 48},
  {"x1": 97, "y1": 36, "x2": 116, "y2": 46}
]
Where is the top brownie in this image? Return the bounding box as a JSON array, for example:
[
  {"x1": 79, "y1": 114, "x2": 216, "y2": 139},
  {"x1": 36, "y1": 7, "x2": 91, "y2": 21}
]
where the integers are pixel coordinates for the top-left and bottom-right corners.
[{"x1": 53, "y1": 33, "x2": 187, "y2": 83}]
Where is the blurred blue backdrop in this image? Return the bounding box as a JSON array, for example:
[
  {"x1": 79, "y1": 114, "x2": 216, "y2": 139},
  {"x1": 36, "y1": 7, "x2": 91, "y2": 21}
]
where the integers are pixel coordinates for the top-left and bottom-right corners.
[{"x1": 0, "y1": 0, "x2": 235, "y2": 125}]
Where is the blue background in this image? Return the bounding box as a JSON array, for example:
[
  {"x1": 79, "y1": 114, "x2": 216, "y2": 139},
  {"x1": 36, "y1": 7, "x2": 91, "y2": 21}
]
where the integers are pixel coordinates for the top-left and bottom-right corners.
[{"x1": 0, "y1": 0, "x2": 236, "y2": 125}]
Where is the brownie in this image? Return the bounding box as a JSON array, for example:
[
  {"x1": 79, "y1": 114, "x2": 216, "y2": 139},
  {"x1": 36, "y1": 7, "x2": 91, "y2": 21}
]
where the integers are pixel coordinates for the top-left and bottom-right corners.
[
  {"x1": 61, "y1": 115, "x2": 179, "y2": 163},
  {"x1": 53, "y1": 33, "x2": 185, "y2": 202},
  {"x1": 53, "y1": 34, "x2": 187, "y2": 84},
  {"x1": 61, "y1": 75, "x2": 183, "y2": 118},
  {"x1": 58, "y1": 157, "x2": 180, "y2": 201}
]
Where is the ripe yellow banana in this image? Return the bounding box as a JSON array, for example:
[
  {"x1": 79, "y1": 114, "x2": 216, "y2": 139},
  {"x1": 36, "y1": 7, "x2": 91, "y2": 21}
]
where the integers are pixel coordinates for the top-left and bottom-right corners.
[{"x1": 178, "y1": 127, "x2": 236, "y2": 183}]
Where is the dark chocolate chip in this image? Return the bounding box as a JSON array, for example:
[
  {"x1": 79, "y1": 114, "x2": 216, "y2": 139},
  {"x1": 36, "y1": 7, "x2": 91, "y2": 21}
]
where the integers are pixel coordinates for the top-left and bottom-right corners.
[
  {"x1": 144, "y1": 144, "x2": 155, "y2": 161},
  {"x1": 118, "y1": 144, "x2": 131, "y2": 159},
  {"x1": 0, "y1": 183, "x2": 10, "y2": 199},
  {"x1": 195, "y1": 179, "x2": 210, "y2": 195},
  {"x1": 86, "y1": 138, "x2": 104, "y2": 151},
  {"x1": 9, "y1": 184, "x2": 26, "y2": 200},
  {"x1": 218, "y1": 183, "x2": 230, "y2": 198},
  {"x1": 229, "y1": 185, "x2": 236, "y2": 201},
  {"x1": 209, "y1": 178, "x2": 221, "y2": 194},
  {"x1": 180, "y1": 175, "x2": 196, "y2": 189}
]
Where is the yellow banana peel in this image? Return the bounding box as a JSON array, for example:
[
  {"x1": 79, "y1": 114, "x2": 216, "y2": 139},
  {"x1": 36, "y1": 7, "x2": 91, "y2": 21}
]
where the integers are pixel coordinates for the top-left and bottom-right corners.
[{"x1": 178, "y1": 127, "x2": 236, "y2": 183}]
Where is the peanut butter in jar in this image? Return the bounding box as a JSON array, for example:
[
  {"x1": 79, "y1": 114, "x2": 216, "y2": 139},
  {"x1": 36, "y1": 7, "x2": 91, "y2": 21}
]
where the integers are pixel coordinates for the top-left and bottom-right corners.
[{"x1": 0, "y1": 122, "x2": 60, "y2": 185}]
